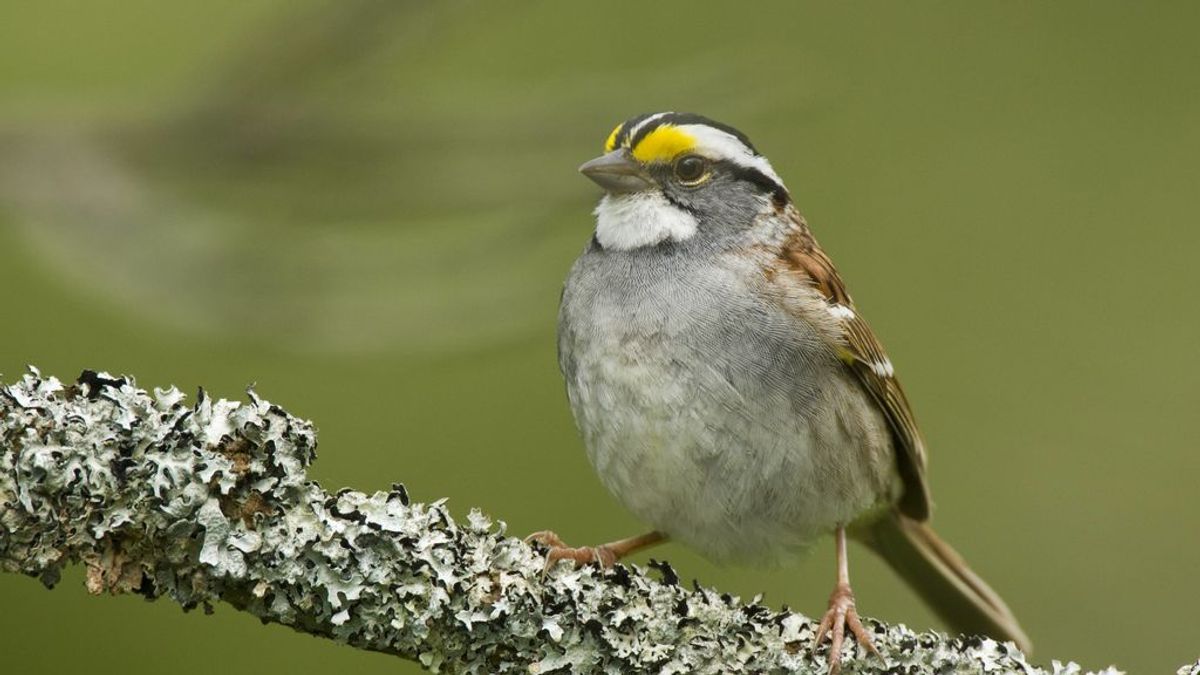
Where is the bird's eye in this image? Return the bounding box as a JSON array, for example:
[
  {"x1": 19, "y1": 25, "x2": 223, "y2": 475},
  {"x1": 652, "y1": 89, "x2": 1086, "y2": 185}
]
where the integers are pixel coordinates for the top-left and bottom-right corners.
[{"x1": 673, "y1": 155, "x2": 708, "y2": 184}]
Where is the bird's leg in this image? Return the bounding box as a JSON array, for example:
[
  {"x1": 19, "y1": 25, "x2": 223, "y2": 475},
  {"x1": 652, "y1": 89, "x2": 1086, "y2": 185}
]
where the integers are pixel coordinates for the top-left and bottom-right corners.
[
  {"x1": 524, "y1": 530, "x2": 666, "y2": 571},
  {"x1": 814, "y1": 526, "x2": 881, "y2": 673}
]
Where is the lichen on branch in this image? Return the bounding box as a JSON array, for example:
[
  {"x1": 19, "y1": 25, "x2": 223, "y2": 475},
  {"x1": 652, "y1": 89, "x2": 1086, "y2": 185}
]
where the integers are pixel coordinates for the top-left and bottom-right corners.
[{"x1": 0, "y1": 368, "x2": 1121, "y2": 673}]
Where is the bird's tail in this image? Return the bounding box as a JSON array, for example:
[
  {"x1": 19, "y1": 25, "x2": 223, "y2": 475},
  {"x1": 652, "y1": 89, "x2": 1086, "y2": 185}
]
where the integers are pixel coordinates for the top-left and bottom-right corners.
[{"x1": 862, "y1": 514, "x2": 1032, "y2": 654}]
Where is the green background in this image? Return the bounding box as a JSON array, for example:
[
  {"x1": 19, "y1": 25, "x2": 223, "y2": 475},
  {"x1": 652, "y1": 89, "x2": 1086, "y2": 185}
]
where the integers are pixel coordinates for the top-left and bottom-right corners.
[{"x1": 2, "y1": 2, "x2": 1198, "y2": 672}]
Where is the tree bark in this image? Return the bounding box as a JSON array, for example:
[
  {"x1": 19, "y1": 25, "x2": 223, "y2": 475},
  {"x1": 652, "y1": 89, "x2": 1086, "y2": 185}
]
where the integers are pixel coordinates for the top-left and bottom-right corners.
[{"x1": 0, "y1": 369, "x2": 1131, "y2": 673}]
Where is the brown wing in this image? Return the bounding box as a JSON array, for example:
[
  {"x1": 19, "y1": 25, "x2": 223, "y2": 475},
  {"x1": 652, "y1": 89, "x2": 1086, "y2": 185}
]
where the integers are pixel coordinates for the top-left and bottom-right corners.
[{"x1": 778, "y1": 213, "x2": 931, "y2": 520}]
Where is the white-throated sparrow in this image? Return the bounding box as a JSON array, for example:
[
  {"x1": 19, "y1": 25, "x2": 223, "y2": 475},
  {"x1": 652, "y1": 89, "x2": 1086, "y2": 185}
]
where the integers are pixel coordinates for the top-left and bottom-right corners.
[{"x1": 529, "y1": 112, "x2": 1029, "y2": 671}]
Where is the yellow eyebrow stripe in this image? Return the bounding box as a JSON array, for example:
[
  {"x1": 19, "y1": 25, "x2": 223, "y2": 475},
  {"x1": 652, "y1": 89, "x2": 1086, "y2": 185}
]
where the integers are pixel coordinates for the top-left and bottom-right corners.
[
  {"x1": 630, "y1": 125, "x2": 696, "y2": 163},
  {"x1": 604, "y1": 123, "x2": 622, "y2": 152}
]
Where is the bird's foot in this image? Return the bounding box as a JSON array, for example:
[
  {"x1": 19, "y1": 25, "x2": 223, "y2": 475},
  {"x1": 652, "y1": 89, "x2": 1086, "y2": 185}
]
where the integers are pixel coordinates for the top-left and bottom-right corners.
[
  {"x1": 814, "y1": 582, "x2": 880, "y2": 673},
  {"x1": 524, "y1": 530, "x2": 618, "y2": 572}
]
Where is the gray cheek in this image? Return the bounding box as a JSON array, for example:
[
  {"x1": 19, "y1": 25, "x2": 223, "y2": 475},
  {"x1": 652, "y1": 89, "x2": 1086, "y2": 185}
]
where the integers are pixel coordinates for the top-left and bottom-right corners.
[{"x1": 665, "y1": 179, "x2": 767, "y2": 244}]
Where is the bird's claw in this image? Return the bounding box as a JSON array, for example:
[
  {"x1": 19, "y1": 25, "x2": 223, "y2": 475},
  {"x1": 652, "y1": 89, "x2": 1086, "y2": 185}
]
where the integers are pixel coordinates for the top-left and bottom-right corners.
[
  {"x1": 814, "y1": 583, "x2": 881, "y2": 673},
  {"x1": 524, "y1": 530, "x2": 617, "y2": 575}
]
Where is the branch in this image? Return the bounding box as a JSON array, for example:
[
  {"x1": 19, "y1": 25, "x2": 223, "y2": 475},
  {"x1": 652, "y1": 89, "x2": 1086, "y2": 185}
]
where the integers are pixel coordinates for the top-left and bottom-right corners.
[{"x1": 0, "y1": 368, "x2": 1120, "y2": 674}]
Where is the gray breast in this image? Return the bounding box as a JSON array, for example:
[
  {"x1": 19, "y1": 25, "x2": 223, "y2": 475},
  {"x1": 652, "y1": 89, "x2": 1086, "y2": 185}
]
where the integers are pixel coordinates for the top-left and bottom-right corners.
[{"x1": 557, "y1": 242, "x2": 898, "y2": 563}]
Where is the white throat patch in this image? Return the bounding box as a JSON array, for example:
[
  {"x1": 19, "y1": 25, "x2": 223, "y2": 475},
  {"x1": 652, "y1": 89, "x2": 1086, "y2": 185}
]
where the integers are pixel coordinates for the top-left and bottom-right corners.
[{"x1": 593, "y1": 193, "x2": 698, "y2": 251}]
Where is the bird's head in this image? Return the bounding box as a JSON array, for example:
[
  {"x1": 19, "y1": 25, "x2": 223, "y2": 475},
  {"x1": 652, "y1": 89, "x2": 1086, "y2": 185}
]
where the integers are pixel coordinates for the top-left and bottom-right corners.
[{"x1": 580, "y1": 112, "x2": 791, "y2": 251}]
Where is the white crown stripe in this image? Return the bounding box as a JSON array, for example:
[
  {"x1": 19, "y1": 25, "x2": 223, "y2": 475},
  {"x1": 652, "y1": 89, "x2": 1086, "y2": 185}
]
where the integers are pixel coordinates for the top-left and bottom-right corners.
[{"x1": 627, "y1": 112, "x2": 674, "y2": 145}]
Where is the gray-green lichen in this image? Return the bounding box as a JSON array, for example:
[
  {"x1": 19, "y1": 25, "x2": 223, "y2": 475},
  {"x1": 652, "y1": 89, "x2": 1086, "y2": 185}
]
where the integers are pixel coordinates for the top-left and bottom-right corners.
[{"x1": 0, "y1": 368, "x2": 1136, "y2": 674}]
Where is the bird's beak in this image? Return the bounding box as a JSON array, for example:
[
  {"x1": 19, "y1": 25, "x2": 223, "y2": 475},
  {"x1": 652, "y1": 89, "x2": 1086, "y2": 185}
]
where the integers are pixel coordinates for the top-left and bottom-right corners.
[{"x1": 578, "y1": 150, "x2": 655, "y2": 193}]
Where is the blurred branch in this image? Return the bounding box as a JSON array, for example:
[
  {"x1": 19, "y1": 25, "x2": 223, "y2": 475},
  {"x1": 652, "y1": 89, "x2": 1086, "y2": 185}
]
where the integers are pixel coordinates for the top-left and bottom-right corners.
[
  {"x1": 1, "y1": 369, "x2": 1119, "y2": 674},
  {"x1": 0, "y1": 2, "x2": 564, "y2": 356},
  {"x1": 171, "y1": 0, "x2": 425, "y2": 151}
]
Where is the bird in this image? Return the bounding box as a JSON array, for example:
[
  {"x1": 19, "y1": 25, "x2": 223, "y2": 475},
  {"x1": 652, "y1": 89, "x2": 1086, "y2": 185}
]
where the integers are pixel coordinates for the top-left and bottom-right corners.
[{"x1": 527, "y1": 112, "x2": 1030, "y2": 671}]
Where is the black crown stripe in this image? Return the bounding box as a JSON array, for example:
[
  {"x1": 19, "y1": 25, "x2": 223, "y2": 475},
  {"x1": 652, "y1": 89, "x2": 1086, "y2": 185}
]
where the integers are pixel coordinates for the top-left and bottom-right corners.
[{"x1": 613, "y1": 112, "x2": 656, "y2": 150}]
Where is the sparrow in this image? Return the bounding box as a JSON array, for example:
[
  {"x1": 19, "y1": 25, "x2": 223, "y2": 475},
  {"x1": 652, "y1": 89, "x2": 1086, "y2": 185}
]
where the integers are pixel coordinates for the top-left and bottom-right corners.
[{"x1": 528, "y1": 112, "x2": 1030, "y2": 671}]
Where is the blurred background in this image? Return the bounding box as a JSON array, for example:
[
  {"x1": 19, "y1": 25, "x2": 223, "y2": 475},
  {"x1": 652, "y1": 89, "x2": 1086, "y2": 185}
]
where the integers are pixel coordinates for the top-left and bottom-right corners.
[{"x1": 1, "y1": 1, "x2": 1197, "y2": 672}]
